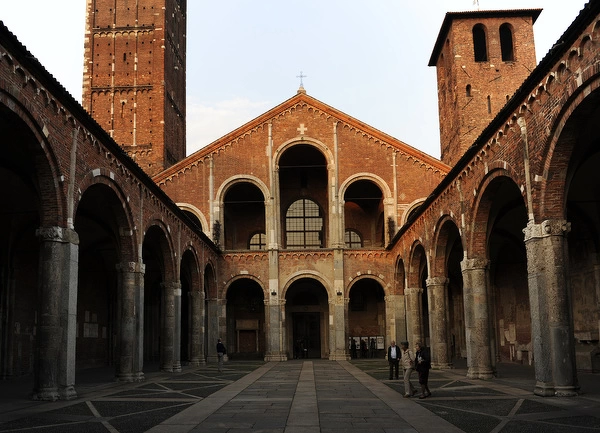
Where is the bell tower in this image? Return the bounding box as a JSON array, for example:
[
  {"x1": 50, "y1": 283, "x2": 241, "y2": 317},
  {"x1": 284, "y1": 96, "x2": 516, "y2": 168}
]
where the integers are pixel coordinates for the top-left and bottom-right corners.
[
  {"x1": 82, "y1": 0, "x2": 186, "y2": 176},
  {"x1": 429, "y1": 9, "x2": 541, "y2": 166}
]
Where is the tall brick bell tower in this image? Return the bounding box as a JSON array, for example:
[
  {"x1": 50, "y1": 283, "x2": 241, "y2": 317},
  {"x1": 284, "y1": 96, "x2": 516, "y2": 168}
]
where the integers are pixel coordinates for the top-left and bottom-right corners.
[
  {"x1": 429, "y1": 9, "x2": 541, "y2": 167},
  {"x1": 83, "y1": 0, "x2": 186, "y2": 176}
]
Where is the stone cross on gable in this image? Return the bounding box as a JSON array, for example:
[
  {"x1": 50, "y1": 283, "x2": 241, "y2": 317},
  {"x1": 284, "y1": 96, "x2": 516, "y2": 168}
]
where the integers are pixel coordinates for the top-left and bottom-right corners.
[
  {"x1": 297, "y1": 123, "x2": 308, "y2": 135},
  {"x1": 297, "y1": 71, "x2": 307, "y2": 87}
]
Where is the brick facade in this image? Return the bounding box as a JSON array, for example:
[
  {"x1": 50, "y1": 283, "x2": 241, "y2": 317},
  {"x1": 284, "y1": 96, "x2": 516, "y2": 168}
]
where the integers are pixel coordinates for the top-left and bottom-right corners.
[{"x1": 1, "y1": 1, "x2": 600, "y2": 401}]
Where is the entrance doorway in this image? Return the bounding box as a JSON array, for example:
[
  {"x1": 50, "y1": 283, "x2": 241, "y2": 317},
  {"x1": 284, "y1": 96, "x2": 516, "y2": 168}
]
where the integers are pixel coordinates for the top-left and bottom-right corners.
[{"x1": 293, "y1": 313, "x2": 321, "y2": 359}]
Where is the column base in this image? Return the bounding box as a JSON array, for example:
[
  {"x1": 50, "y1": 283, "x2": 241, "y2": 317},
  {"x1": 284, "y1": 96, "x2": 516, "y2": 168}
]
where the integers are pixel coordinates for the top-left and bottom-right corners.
[
  {"x1": 554, "y1": 385, "x2": 579, "y2": 397},
  {"x1": 32, "y1": 387, "x2": 59, "y2": 401},
  {"x1": 329, "y1": 353, "x2": 351, "y2": 361},
  {"x1": 467, "y1": 367, "x2": 494, "y2": 379},
  {"x1": 534, "y1": 381, "x2": 556, "y2": 397},
  {"x1": 59, "y1": 385, "x2": 77, "y2": 400},
  {"x1": 188, "y1": 358, "x2": 206, "y2": 366},
  {"x1": 432, "y1": 362, "x2": 453, "y2": 370},
  {"x1": 264, "y1": 353, "x2": 288, "y2": 361}
]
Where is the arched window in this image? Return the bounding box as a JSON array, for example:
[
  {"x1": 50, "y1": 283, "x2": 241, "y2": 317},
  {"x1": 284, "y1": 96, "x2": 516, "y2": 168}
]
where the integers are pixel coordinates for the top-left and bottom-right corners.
[
  {"x1": 500, "y1": 23, "x2": 514, "y2": 61},
  {"x1": 472, "y1": 24, "x2": 488, "y2": 62},
  {"x1": 345, "y1": 229, "x2": 362, "y2": 248},
  {"x1": 466, "y1": 84, "x2": 472, "y2": 97},
  {"x1": 249, "y1": 232, "x2": 266, "y2": 250},
  {"x1": 285, "y1": 198, "x2": 323, "y2": 249}
]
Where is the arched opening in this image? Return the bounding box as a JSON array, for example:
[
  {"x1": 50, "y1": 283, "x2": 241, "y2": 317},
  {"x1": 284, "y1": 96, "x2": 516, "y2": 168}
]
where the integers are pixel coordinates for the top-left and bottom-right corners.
[
  {"x1": 225, "y1": 279, "x2": 265, "y2": 359},
  {"x1": 473, "y1": 24, "x2": 488, "y2": 62},
  {"x1": 0, "y1": 105, "x2": 43, "y2": 379},
  {"x1": 180, "y1": 249, "x2": 199, "y2": 364},
  {"x1": 142, "y1": 226, "x2": 169, "y2": 370},
  {"x1": 182, "y1": 210, "x2": 202, "y2": 231},
  {"x1": 279, "y1": 144, "x2": 328, "y2": 248},
  {"x1": 348, "y1": 278, "x2": 386, "y2": 359},
  {"x1": 486, "y1": 178, "x2": 529, "y2": 364},
  {"x1": 223, "y1": 182, "x2": 265, "y2": 251},
  {"x1": 562, "y1": 91, "x2": 600, "y2": 373},
  {"x1": 286, "y1": 278, "x2": 329, "y2": 359},
  {"x1": 75, "y1": 184, "x2": 124, "y2": 371},
  {"x1": 344, "y1": 179, "x2": 384, "y2": 248},
  {"x1": 442, "y1": 222, "x2": 466, "y2": 361},
  {"x1": 500, "y1": 23, "x2": 515, "y2": 62}
]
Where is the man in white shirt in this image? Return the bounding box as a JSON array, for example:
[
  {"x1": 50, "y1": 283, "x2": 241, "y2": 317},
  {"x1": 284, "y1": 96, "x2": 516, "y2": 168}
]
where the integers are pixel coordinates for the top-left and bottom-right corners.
[{"x1": 387, "y1": 340, "x2": 400, "y2": 380}]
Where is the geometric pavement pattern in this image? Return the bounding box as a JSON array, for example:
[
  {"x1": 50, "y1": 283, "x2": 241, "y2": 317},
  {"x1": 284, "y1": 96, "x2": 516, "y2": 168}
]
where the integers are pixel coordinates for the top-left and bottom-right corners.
[
  {"x1": 0, "y1": 361, "x2": 264, "y2": 433},
  {"x1": 352, "y1": 359, "x2": 600, "y2": 433}
]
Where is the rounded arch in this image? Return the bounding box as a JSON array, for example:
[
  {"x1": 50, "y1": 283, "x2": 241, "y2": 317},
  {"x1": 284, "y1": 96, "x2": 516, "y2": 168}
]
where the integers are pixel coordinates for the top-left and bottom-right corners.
[
  {"x1": 402, "y1": 198, "x2": 427, "y2": 226},
  {"x1": 472, "y1": 23, "x2": 489, "y2": 62},
  {"x1": 500, "y1": 22, "x2": 515, "y2": 62},
  {"x1": 339, "y1": 172, "x2": 393, "y2": 200},
  {"x1": 224, "y1": 274, "x2": 267, "y2": 299},
  {"x1": 215, "y1": 175, "x2": 270, "y2": 206},
  {"x1": 218, "y1": 178, "x2": 267, "y2": 251},
  {"x1": 341, "y1": 175, "x2": 389, "y2": 248},
  {"x1": 407, "y1": 241, "x2": 428, "y2": 288},
  {"x1": 142, "y1": 218, "x2": 178, "y2": 282},
  {"x1": 394, "y1": 257, "x2": 406, "y2": 295},
  {"x1": 284, "y1": 275, "x2": 330, "y2": 359},
  {"x1": 177, "y1": 202, "x2": 208, "y2": 233},
  {"x1": 348, "y1": 273, "x2": 390, "y2": 297},
  {"x1": 430, "y1": 214, "x2": 463, "y2": 276},
  {"x1": 273, "y1": 137, "x2": 335, "y2": 169},
  {"x1": 0, "y1": 91, "x2": 63, "y2": 227},
  {"x1": 467, "y1": 168, "x2": 524, "y2": 258},
  {"x1": 203, "y1": 261, "x2": 218, "y2": 299},
  {"x1": 225, "y1": 277, "x2": 266, "y2": 359},
  {"x1": 75, "y1": 169, "x2": 137, "y2": 262},
  {"x1": 281, "y1": 270, "x2": 333, "y2": 299},
  {"x1": 540, "y1": 77, "x2": 600, "y2": 221}
]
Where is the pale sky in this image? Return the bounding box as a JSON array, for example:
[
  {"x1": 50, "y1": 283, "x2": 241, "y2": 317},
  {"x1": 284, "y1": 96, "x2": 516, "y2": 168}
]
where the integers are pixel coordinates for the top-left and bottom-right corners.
[{"x1": 0, "y1": 1, "x2": 588, "y2": 159}]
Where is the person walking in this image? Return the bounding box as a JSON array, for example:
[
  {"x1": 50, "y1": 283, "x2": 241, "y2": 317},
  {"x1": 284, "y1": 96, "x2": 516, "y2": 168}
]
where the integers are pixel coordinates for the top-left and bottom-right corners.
[
  {"x1": 387, "y1": 340, "x2": 400, "y2": 380},
  {"x1": 216, "y1": 338, "x2": 227, "y2": 372},
  {"x1": 415, "y1": 341, "x2": 431, "y2": 398},
  {"x1": 400, "y1": 341, "x2": 417, "y2": 397}
]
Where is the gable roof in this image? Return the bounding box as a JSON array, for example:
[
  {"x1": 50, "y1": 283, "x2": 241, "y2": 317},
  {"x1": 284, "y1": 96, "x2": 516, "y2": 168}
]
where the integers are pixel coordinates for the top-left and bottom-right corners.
[{"x1": 154, "y1": 88, "x2": 450, "y2": 183}]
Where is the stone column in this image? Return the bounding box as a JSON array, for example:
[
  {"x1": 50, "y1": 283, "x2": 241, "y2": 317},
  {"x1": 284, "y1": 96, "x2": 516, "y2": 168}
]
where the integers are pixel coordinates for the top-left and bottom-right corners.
[
  {"x1": 405, "y1": 287, "x2": 423, "y2": 346},
  {"x1": 116, "y1": 261, "x2": 145, "y2": 382},
  {"x1": 329, "y1": 296, "x2": 348, "y2": 360},
  {"x1": 173, "y1": 282, "x2": 182, "y2": 372},
  {"x1": 188, "y1": 290, "x2": 205, "y2": 365},
  {"x1": 34, "y1": 226, "x2": 79, "y2": 401},
  {"x1": 264, "y1": 297, "x2": 287, "y2": 361},
  {"x1": 385, "y1": 294, "x2": 407, "y2": 345},
  {"x1": 524, "y1": 220, "x2": 578, "y2": 396},
  {"x1": 206, "y1": 297, "x2": 219, "y2": 363},
  {"x1": 461, "y1": 258, "x2": 494, "y2": 379},
  {"x1": 426, "y1": 277, "x2": 451, "y2": 369},
  {"x1": 160, "y1": 282, "x2": 177, "y2": 372}
]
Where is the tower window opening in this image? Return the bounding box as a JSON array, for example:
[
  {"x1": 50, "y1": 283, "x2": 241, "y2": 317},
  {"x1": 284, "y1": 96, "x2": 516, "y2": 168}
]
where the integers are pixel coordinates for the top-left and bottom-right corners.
[
  {"x1": 500, "y1": 23, "x2": 515, "y2": 61},
  {"x1": 466, "y1": 84, "x2": 472, "y2": 97},
  {"x1": 487, "y1": 95, "x2": 492, "y2": 114},
  {"x1": 473, "y1": 24, "x2": 488, "y2": 62}
]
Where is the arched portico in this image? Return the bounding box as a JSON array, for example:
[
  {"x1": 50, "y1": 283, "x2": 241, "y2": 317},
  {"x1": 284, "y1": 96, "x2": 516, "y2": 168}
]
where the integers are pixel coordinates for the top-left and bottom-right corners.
[{"x1": 284, "y1": 277, "x2": 330, "y2": 359}]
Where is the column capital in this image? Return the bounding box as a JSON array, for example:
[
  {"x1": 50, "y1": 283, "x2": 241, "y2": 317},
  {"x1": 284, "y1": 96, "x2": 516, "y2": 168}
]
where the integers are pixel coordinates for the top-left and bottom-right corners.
[
  {"x1": 426, "y1": 277, "x2": 449, "y2": 287},
  {"x1": 461, "y1": 257, "x2": 490, "y2": 270},
  {"x1": 36, "y1": 226, "x2": 79, "y2": 244},
  {"x1": 116, "y1": 261, "x2": 145, "y2": 273},
  {"x1": 523, "y1": 219, "x2": 571, "y2": 242},
  {"x1": 405, "y1": 287, "x2": 423, "y2": 296}
]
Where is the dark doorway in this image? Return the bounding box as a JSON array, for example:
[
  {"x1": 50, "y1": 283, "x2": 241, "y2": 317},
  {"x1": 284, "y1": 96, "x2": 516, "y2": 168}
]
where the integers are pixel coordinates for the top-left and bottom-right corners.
[{"x1": 293, "y1": 313, "x2": 321, "y2": 359}]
